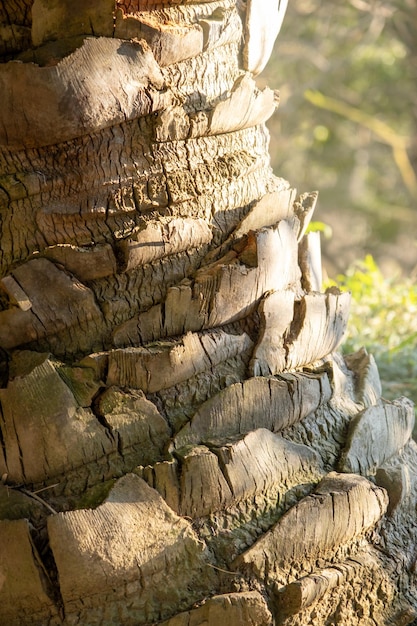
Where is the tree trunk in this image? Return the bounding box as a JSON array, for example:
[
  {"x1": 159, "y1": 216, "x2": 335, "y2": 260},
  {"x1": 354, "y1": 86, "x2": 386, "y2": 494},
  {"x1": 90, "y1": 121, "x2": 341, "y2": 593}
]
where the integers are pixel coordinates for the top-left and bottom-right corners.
[{"x1": 0, "y1": 2, "x2": 416, "y2": 625}]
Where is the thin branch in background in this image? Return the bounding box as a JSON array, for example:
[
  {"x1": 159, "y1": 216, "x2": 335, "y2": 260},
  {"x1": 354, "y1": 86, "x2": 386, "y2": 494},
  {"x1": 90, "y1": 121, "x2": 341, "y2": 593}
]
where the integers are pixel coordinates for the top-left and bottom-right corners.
[{"x1": 304, "y1": 89, "x2": 417, "y2": 197}]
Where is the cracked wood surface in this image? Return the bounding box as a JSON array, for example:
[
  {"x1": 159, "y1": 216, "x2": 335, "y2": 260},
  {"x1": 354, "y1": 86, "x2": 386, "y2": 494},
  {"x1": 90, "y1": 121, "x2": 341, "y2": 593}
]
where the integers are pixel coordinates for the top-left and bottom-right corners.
[
  {"x1": 0, "y1": 518, "x2": 61, "y2": 625},
  {"x1": 232, "y1": 472, "x2": 388, "y2": 583},
  {"x1": 274, "y1": 545, "x2": 406, "y2": 626},
  {"x1": 1, "y1": 1, "x2": 417, "y2": 625},
  {"x1": 173, "y1": 372, "x2": 332, "y2": 448},
  {"x1": 48, "y1": 474, "x2": 216, "y2": 625},
  {"x1": 112, "y1": 220, "x2": 303, "y2": 347},
  {"x1": 0, "y1": 37, "x2": 168, "y2": 149},
  {"x1": 158, "y1": 591, "x2": 273, "y2": 626},
  {"x1": 146, "y1": 428, "x2": 323, "y2": 518},
  {"x1": 0, "y1": 258, "x2": 106, "y2": 354},
  {"x1": 339, "y1": 397, "x2": 415, "y2": 475},
  {"x1": 107, "y1": 329, "x2": 253, "y2": 393},
  {"x1": 276, "y1": 546, "x2": 382, "y2": 616},
  {"x1": 0, "y1": 352, "x2": 171, "y2": 485}
]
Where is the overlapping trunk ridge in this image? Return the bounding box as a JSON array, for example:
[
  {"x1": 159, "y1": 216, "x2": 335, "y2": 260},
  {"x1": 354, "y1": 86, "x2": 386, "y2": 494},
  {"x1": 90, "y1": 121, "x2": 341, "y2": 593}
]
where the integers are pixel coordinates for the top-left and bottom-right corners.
[{"x1": 0, "y1": 1, "x2": 416, "y2": 625}]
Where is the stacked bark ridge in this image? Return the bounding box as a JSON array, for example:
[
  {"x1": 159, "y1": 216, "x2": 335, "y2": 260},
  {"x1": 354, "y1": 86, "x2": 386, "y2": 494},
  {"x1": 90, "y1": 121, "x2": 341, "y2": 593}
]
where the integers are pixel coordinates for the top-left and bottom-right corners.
[{"x1": 0, "y1": 1, "x2": 416, "y2": 625}]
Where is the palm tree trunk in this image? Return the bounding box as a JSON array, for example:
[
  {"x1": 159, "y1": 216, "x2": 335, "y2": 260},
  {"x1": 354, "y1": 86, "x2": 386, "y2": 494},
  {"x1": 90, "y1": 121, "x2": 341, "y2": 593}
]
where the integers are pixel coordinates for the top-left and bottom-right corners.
[{"x1": 0, "y1": 1, "x2": 416, "y2": 625}]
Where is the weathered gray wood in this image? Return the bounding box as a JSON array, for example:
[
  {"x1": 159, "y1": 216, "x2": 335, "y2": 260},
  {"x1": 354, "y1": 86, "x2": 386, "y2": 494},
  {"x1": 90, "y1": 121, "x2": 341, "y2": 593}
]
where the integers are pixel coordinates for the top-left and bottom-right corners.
[
  {"x1": 113, "y1": 2, "x2": 244, "y2": 68},
  {"x1": 114, "y1": 9, "x2": 204, "y2": 66},
  {"x1": 95, "y1": 386, "x2": 171, "y2": 466},
  {"x1": 153, "y1": 104, "x2": 192, "y2": 142},
  {"x1": 107, "y1": 330, "x2": 253, "y2": 393},
  {"x1": 0, "y1": 38, "x2": 167, "y2": 149},
  {"x1": 243, "y1": 0, "x2": 288, "y2": 75},
  {"x1": 155, "y1": 72, "x2": 278, "y2": 143},
  {"x1": 344, "y1": 347, "x2": 382, "y2": 408},
  {"x1": 0, "y1": 353, "x2": 115, "y2": 484},
  {"x1": 136, "y1": 287, "x2": 350, "y2": 383},
  {"x1": 0, "y1": 352, "x2": 170, "y2": 486},
  {"x1": 276, "y1": 547, "x2": 381, "y2": 616},
  {"x1": 233, "y1": 472, "x2": 388, "y2": 582},
  {"x1": 173, "y1": 373, "x2": 332, "y2": 448},
  {"x1": 0, "y1": 123, "x2": 277, "y2": 281},
  {"x1": 250, "y1": 290, "x2": 295, "y2": 376},
  {"x1": 0, "y1": 258, "x2": 105, "y2": 355},
  {"x1": 234, "y1": 186, "x2": 297, "y2": 238},
  {"x1": 214, "y1": 429, "x2": 322, "y2": 504},
  {"x1": 162, "y1": 40, "x2": 243, "y2": 116},
  {"x1": 193, "y1": 221, "x2": 300, "y2": 328},
  {"x1": 199, "y1": 5, "x2": 243, "y2": 53},
  {"x1": 158, "y1": 591, "x2": 273, "y2": 626},
  {"x1": 41, "y1": 243, "x2": 117, "y2": 281},
  {"x1": 284, "y1": 290, "x2": 351, "y2": 370},
  {"x1": 327, "y1": 352, "x2": 364, "y2": 417},
  {"x1": 32, "y1": 0, "x2": 114, "y2": 46},
  {"x1": 209, "y1": 75, "x2": 279, "y2": 135},
  {"x1": 117, "y1": 217, "x2": 212, "y2": 271},
  {"x1": 293, "y1": 191, "x2": 319, "y2": 242},
  {"x1": 48, "y1": 474, "x2": 215, "y2": 625},
  {"x1": 177, "y1": 445, "x2": 233, "y2": 517},
  {"x1": 0, "y1": 518, "x2": 60, "y2": 625},
  {"x1": 114, "y1": 220, "x2": 300, "y2": 346},
  {"x1": 204, "y1": 185, "x2": 297, "y2": 266},
  {"x1": 298, "y1": 231, "x2": 322, "y2": 292},
  {"x1": 339, "y1": 397, "x2": 415, "y2": 475},
  {"x1": 375, "y1": 463, "x2": 411, "y2": 516},
  {"x1": 168, "y1": 429, "x2": 323, "y2": 518},
  {"x1": 140, "y1": 459, "x2": 181, "y2": 514},
  {"x1": 93, "y1": 250, "x2": 208, "y2": 341}
]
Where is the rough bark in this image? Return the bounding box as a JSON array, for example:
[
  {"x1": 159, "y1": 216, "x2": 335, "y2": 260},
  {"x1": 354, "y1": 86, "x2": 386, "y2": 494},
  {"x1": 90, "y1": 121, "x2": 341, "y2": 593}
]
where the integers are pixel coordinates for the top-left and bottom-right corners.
[{"x1": 0, "y1": 1, "x2": 416, "y2": 625}]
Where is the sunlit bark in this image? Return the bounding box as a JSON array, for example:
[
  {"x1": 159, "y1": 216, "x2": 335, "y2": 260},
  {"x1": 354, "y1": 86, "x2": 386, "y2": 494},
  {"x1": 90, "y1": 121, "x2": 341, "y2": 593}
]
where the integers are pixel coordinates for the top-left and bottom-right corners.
[{"x1": 0, "y1": 2, "x2": 416, "y2": 625}]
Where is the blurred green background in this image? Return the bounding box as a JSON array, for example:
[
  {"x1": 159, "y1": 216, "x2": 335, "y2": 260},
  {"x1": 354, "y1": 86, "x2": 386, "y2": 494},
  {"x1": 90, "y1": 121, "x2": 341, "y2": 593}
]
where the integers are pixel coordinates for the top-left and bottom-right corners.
[
  {"x1": 260, "y1": 0, "x2": 417, "y2": 411},
  {"x1": 260, "y1": 0, "x2": 417, "y2": 277}
]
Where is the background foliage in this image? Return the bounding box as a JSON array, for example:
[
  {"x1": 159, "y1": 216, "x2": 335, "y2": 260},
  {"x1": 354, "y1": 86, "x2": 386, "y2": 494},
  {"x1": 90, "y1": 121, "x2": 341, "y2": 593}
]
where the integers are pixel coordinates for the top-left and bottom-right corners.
[
  {"x1": 330, "y1": 255, "x2": 417, "y2": 409},
  {"x1": 261, "y1": 0, "x2": 417, "y2": 276},
  {"x1": 262, "y1": 0, "x2": 417, "y2": 408}
]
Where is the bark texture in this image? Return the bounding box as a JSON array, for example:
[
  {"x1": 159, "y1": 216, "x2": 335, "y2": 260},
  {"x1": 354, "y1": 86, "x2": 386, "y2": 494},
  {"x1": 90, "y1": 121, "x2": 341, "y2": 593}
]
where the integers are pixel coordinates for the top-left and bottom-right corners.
[{"x1": 0, "y1": 1, "x2": 417, "y2": 625}]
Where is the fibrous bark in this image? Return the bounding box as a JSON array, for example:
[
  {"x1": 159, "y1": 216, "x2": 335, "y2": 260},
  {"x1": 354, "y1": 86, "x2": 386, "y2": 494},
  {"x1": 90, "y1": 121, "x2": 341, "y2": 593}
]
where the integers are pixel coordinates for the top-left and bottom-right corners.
[{"x1": 0, "y1": 1, "x2": 416, "y2": 625}]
